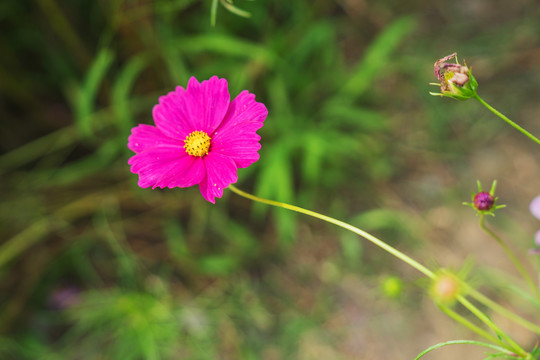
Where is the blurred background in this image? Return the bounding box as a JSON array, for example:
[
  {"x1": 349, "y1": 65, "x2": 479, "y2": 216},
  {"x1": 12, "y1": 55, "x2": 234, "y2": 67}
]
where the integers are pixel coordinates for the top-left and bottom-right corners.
[{"x1": 1, "y1": 0, "x2": 540, "y2": 359}]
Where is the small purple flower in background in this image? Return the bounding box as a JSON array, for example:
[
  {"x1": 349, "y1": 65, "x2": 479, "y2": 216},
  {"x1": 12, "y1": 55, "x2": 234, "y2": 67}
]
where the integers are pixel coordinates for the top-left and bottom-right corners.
[
  {"x1": 528, "y1": 196, "x2": 540, "y2": 254},
  {"x1": 127, "y1": 76, "x2": 268, "y2": 203},
  {"x1": 48, "y1": 285, "x2": 81, "y2": 310},
  {"x1": 530, "y1": 196, "x2": 540, "y2": 220}
]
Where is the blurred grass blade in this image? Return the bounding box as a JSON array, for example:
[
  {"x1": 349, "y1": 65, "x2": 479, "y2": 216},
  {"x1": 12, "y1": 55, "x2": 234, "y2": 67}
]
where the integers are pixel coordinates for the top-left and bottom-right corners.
[
  {"x1": 112, "y1": 54, "x2": 148, "y2": 136},
  {"x1": 210, "y1": 0, "x2": 218, "y2": 26},
  {"x1": 199, "y1": 255, "x2": 239, "y2": 275},
  {"x1": 0, "y1": 188, "x2": 116, "y2": 269},
  {"x1": 0, "y1": 127, "x2": 76, "y2": 174},
  {"x1": 340, "y1": 231, "x2": 363, "y2": 264},
  {"x1": 415, "y1": 340, "x2": 511, "y2": 360},
  {"x1": 219, "y1": 0, "x2": 251, "y2": 18},
  {"x1": 301, "y1": 132, "x2": 325, "y2": 183},
  {"x1": 255, "y1": 143, "x2": 296, "y2": 244},
  {"x1": 75, "y1": 48, "x2": 115, "y2": 138},
  {"x1": 340, "y1": 16, "x2": 416, "y2": 99},
  {"x1": 179, "y1": 33, "x2": 275, "y2": 65},
  {"x1": 154, "y1": 0, "x2": 197, "y2": 14}
]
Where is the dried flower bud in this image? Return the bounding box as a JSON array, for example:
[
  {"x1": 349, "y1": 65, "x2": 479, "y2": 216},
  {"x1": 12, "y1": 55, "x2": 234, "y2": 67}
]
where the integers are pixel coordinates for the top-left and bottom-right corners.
[
  {"x1": 430, "y1": 52, "x2": 478, "y2": 100},
  {"x1": 473, "y1": 191, "x2": 495, "y2": 211}
]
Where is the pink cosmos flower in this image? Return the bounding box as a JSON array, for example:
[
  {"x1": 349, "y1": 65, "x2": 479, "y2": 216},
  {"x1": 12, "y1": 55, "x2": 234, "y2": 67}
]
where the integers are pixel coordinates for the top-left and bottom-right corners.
[
  {"x1": 127, "y1": 76, "x2": 268, "y2": 203},
  {"x1": 530, "y1": 195, "x2": 540, "y2": 220}
]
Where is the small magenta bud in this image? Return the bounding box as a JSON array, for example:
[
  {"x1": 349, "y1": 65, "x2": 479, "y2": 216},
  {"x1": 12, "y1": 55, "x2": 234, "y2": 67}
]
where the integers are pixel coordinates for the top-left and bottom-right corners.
[
  {"x1": 473, "y1": 191, "x2": 495, "y2": 211},
  {"x1": 463, "y1": 180, "x2": 505, "y2": 216}
]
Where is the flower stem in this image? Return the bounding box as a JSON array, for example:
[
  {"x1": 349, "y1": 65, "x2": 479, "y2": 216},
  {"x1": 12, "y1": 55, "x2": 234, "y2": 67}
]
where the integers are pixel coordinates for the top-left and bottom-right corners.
[
  {"x1": 457, "y1": 295, "x2": 529, "y2": 357},
  {"x1": 465, "y1": 285, "x2": 540, "y2": 335},
  {"x1": 228, "y1": 185, "x2": 529, "y2": 356},
  {"x1": 228, "y1": 185, "x2": 435, "y2": 279},
  {"x1": 473, "y1": 93, "x2": 540, "y2": 145},
  {"x1": 437, "y1": 303, "x2": 504, "y2": 346},
  {"x1": 479, "y1": 214, "x2": 540, "y2": 300}
]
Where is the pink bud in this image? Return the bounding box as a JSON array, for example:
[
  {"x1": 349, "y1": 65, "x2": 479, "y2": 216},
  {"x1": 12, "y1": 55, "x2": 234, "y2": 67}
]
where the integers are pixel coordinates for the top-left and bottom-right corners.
[{"x1": 473, "y1": 191, "x2": 495, "y2": 211}]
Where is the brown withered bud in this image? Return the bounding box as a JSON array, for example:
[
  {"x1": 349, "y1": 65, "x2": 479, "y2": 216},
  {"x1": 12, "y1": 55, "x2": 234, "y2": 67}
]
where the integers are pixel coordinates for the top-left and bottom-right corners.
[{"x1": 434, "y1": 53, "x2": 470, "y2": 92}]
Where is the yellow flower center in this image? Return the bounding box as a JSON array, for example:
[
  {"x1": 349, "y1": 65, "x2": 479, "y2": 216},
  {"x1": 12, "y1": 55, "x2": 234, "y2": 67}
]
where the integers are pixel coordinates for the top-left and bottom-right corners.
[{"x1": 184, "y1": 131, "x2": 211, "y2": 157}]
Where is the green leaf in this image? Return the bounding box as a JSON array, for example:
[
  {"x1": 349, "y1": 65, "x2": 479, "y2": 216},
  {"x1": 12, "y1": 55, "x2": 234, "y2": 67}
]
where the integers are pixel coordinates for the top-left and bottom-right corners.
[
  {"x1": 300, "y1": 132, "x2": 325, "y2": 183},
  {"x1": 179, "y1": 33, "x2": 276, "y2": 65},
  {"x1": 210, "y1": 0, "x2": 218, "y2": 26},
  {"x1": 339, "y1": 231, "x2": 363, "y2": 265},
  {"x1": 112, "y1": 54, "x2": 148, "y2": 136},
  {"x1": 340, "y1": 16, "x2": 416, "y2": 100},
  {"x1": 164, "y1": 220, "x2": 189, "y2": 258},
  {"x1": 74, "y1": 48, "x2": 115, "y2": 138},
  {"x1": 198, "y1": 255, "x2": 239, "y2": 275},
  {"x1": 321, "y1": 104, "x2": 388, "y2": 131},
  {"x1": 414, "y1": 340, "x2": 512, "y2": 360},
  {"x1": 255, "y1": 143, "x2": 296, "y2": 244},
  {"x1": 219, "y1": 0, "x2": 251, "y2": 18}
]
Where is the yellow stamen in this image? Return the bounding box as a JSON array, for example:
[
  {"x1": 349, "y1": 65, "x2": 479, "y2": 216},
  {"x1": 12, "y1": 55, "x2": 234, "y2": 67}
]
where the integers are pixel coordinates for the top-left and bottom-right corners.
[{"x1": 184, "y1": 131, "x2": 211, "y2": 157}]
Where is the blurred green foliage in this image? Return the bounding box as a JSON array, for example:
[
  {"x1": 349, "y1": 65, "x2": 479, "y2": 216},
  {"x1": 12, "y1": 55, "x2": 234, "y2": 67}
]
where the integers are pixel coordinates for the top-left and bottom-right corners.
[{"x1": 1, "y1": 0, "x2": 540, "y2": 358}]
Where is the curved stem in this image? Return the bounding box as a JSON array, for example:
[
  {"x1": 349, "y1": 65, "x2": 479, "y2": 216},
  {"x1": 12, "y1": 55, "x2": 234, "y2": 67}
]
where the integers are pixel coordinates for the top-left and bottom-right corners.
[
  {"x1": 437, "y1": 303, "x2": 504, "y2": 346},
  {"x1": 457, "y1": 295, "x2": 528, "y2": 357},
  {"x1": 228, "y1": 185, "x2": 530, "y2": 356},
  {"x1": 479, "y1": 215, "x2": 540, "y2": 299},
  {"x1": 473, "y1": 93, "x2": 540, "y2": 145},
  {"x1": 415, "y1": 340, "x2": 515, "y2": 360},
  {"x1": 228, "y1": 185, "x2": 435, "y2": 279},
  {"x1": 465, "y1": 285, "x2": 540, "y2": 335}
]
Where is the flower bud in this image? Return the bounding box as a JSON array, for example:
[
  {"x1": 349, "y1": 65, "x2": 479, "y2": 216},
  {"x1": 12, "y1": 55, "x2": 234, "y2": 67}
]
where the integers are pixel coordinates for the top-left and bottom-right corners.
[
  {"x1": 431, "y1": 272, "x2": 461, "y2": 304},
  {"x1": 430, "y1": 52, "x2": 478, "y2": 100},
  {"x1": 473, "y1": 191, "x2": 495, "y2": 211},
  {"x1": 463, "y1": 180, "x2": 505, "y2": 216}
]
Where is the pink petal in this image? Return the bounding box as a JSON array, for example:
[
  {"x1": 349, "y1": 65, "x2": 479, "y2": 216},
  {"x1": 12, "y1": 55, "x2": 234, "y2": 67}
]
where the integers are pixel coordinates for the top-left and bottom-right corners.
[
  {"x1": 151, "y1": 155, "x2": 206, "y2": 189},
  {"x1": 198, "y1": 152, "x2": 238, "y2": 203},
  {"x1": 185, "y1": 76, "x2": 231, "y2": 134},
  {"x1": 152, "y1": 77, "x2": 231, "y2": 141},
  {"x1": 152, "y1": 86, "x2": 197, "y2": 141},
  {"x1": 128, "y1": 146, "x2": 205, "y2": 189},
  {"x1": 127, "y1": 124, "x2": 182, "y2": 154},
  {"x1": 211, "y1": 90, "x2": 268, "y2": 168}
]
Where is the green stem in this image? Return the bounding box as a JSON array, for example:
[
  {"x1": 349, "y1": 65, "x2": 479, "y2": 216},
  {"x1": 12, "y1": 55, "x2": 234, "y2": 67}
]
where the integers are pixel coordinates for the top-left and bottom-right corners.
[
  {"x1": 210, "y1": 0, "x2": 219, "y2": 26},
  {"x1": 479, "y1": 215, "x2": 540, "y2": 300},
  {"x1": 437, "y1": 303, "x2": 504, "y2": 346},
  {"x1": 465, "y1": 285, "x2": 540, "y2": 335},
  {"x1": 228, "y1": 185, "x2": 530, "y2": 356},
  {"x1": 457, "y1": 295, "x2": 528, "y2": 357},
  {"x1": 473, "y1": 93, "x2": 540, "y2": 145},
  {"x1": 415, "y1": 340, "x2": 517, "y2": 360},
  {"x1": 228, "y1": 185, "x2": 435, "y2": 279}
]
